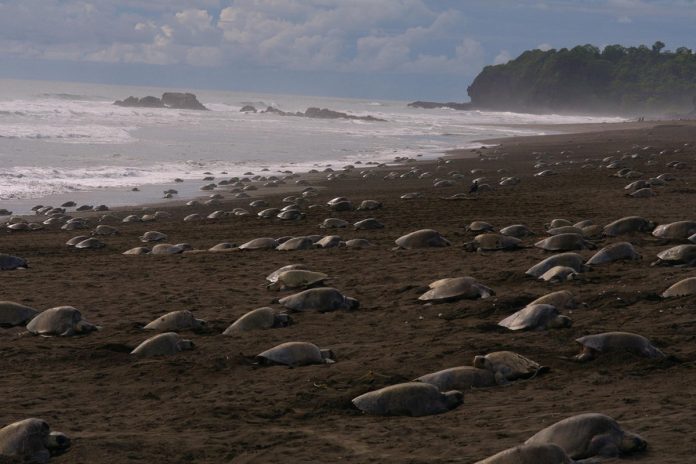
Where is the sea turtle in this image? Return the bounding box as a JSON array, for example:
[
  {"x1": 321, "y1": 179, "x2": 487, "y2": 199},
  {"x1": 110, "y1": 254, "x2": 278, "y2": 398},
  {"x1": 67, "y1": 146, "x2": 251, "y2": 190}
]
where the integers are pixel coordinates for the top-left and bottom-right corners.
[
  {"x1": 266, "y1": 264, "x2": 307, "y2": 283},
  {"x1": 267, "y1": 270, "x2": 329, "y2": 291},
  {"x1": 539, "y1": 265, "x2": 578, "y2": 282},
  {"x1": 183, "y1": 213, "x2": 202, "y2": 222},
  {"x1": 320, "y1": 218, "x2": 349, "y2": 229},
  {"x1": 143, "y1": 310, "x2": 205, "y2": 331},
  {"x1": 464, "y1": 233, "x2": 523, "y2": 252},
  {"x1": 92, "y1": 225, "x2": 119, "y2": 236},
  {"x1": 222, "y1": 307, "x2": 291, "y2": 334},
  {"x1": 0, "y1": 418, "x2": 71, "y2": 463},
  {"x1": 239, "y1": 237, "x2": 278, "y2": 250},
  {"x1": 255, "y1": 341, "x2": 334, "y2": 366},
  {"x1": 277, "y1": 210, "x2": 305, "y2": 221},
  {"x1": 206, "y1": 208, "x2": 225, "y2": 218},
  {"x1": 473, "y1": 351, "x2": 545, "y2": 385},
  {"x1": 499, "y1": 224, "x2": 536, "y2": 238},
  {"x1": 207, "y1": 242, "x2": 235, "y2": 252},
  {"x1": 140, "y1": 231, "x2": 168, "y2": 243},
  {"x1": 278, "y1": 287, "x2": 359, "y2": 312},
  {"x1": 652, "y1": 220, "x2": 696, "y2": 240},
  {"x1": 352, "y1": 382, "x2": 463, "y2": 417},
  {"x1": 0, "y1": 253, "x2": 28, "y2": 270},
  {"x1": 258, "y1": 208, "x2": 281, "y2": 219},
  {"x1": 525, "y1": 253, "x2": 587, "y2": 278},
  {"x1": 624, "y1": 180, "x2": 650, "y2": 191},
  {"x1": 475, "y1": 444, "x2": 576, "y2": 464},
  {"x1": 327, "y1": 197, "x2": 349, "y2": 207},
  {"x1": 131, "y1": 332, "x2": 194, "y2": 357},
  {"x1": 7, "y1": 222, "x2": 30, "y2": 232},
  {"x1": 466, "y1": 221, "x2": 495, "y2": 233},
  {"x1": 415, "y1": 366, "x2": 496, "y2": 390},
  {"x1": 249, "y1": 199, "x2": 269, "y2": 208},
  {"x1": 123, "y1": 247, "x2": 151, "y2": 255},
  {"x1": 574, "y1": 332, "x2": 665, "y2": 361},
  {"x1": 0, "y1": 301, "x2": 39, "y2": 327},
  {"x1": 602, "y1": 216, "x2": 654, "y2": 236},
  {"x1": 652, "y1": 244, "x2": 696, "y2": 266},
  {"x1": 354, "y1": 218, "x2": 384, "y2": 230},
  {"x1": 546, "y1": 219, "x2": 573, "y2": 229},
  {"x1": 315, "y1": 235, "x2": 343, "y2": 248},
  {"x1": 74, "y1": 238, "x2": 105, "y2": 249},
  {"x1": 662, "y1": 276, "x2": 696, "y2": 297},
  {"x1": 357, "y1": 200, "x2": 382, "y2": 211},
  {"x1": 122, "y1": 214, "x2": 141, "y2": 223},
  {"x1": 276, "y1": 236, "x2": 314, "y2": 251},
  {"x1": 418, "y1": 277, "x2": 493, "y2": 303},
  {"x1": 528, "y1": 290, "x2": 580, "y2": 309},
  {"x1": 498, "y1": 304, "x2": 572, "y2": 331},
  {"x1": 151, "y1": 243, "x2": 186, "y2": 255},
  {"x1": 394, "y1": 229, "x2": 451, "y2": 249},
  {"x1": 65, "y1": 235, "x2": 89, "y2": 247},
  {"x1": 525, "y1": 413, "x2": 647, "y2": 459},
  {"x1": 26, "y1": 306, "x2": 97, "y2": 336},
  {"x1": 61, "y1": 220, "x2": 88, "y2": 231},
  {"x1": 586, "y1": 242, "x2": 640, "y2": 265},
  {"x1": 534, "y1": 233, "x2": 596, "y2": 251},
  {"x1": 628, "y1": 187, "x2": 655, "y2": 198},
  {"x1": 344, "y1": 239, "x2": 375, "y2": 248}
]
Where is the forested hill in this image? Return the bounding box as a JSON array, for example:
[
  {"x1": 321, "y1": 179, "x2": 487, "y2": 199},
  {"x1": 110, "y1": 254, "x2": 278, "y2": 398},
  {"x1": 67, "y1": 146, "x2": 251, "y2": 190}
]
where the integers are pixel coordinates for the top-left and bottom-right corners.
[{"x1": 466, "y1": 42, "x2": 696, "y2": 116}]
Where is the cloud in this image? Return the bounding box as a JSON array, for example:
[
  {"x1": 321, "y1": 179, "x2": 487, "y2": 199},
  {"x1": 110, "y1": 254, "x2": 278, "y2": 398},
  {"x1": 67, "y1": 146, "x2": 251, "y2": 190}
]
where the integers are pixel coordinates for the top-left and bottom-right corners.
[
  {"x1": 617, "y1": 15, "x2": 633, "y2": 23},
  {"x1": 493, "y1": 50, "x2": 512, "y2": 64},
  {"x1": 537, "y1": 43, "x2": 553, "y2": 51},
  {"x1": 0, "y1": 0, "x2": 488, "y2": 76}
]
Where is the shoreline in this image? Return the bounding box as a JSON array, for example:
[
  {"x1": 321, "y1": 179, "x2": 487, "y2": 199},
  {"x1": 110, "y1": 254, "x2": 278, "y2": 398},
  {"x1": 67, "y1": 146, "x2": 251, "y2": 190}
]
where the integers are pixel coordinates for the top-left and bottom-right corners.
[{"x1": 1, "y1": 118, "x2": 651, "y2": 217}]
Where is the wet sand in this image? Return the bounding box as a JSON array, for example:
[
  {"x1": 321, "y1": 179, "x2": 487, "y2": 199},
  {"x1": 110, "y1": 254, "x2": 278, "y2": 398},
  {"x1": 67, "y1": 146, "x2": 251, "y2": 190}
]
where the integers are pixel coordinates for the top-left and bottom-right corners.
[{"x1": 1, "y1": 121, "x2": 696, "y2": 463}]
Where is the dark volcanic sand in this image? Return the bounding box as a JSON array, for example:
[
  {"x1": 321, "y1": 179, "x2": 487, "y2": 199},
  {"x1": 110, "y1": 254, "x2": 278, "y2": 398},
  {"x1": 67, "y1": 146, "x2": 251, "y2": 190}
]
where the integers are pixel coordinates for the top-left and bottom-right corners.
[{"x1": 1, "y1": 122, "x2": 696, "y2": 463}]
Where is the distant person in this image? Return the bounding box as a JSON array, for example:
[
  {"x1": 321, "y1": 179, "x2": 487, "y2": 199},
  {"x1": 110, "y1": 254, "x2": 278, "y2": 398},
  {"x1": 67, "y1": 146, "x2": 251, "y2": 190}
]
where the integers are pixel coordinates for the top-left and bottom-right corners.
[{"x1": 469, "y1": 180, "x2": 479, "y2": 194}]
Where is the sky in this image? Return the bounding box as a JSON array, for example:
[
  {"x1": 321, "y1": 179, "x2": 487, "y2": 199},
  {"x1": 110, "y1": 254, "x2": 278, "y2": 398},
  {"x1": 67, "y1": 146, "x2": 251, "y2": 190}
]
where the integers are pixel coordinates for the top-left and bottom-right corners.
[{"x1": 1, "y1": 0, "x2": 695, "y2": 100}]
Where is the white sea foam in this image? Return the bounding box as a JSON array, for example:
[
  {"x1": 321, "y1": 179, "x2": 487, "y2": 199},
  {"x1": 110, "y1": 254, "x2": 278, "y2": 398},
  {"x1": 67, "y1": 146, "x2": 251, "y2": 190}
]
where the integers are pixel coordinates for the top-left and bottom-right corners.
[{"x1": 0, "y1": 78, "x2": 628, "y2": 211}]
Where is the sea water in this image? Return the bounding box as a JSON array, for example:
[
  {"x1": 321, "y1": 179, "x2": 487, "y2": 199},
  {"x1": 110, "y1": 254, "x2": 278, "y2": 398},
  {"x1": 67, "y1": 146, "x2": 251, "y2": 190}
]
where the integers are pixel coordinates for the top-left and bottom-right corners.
[{"x1": 0, "y1": 78, "x2": 625, "y2": 214}]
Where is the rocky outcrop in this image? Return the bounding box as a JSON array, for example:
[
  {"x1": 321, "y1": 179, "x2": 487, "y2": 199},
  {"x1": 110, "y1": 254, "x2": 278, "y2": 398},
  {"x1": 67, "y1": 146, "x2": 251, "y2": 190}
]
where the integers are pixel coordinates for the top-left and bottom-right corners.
[
  {"x1": 408, "y1": 101, "x2": 474, "y2": 111},
  {"x1": 115, "y1": 96, "x2": 165, "y2": 108},
  {"x1": 258, "y1": 106, "x2": 386, "y2": 122},
  {"x1": 161, "y1": 93, "x2": 207, "y2": 110},
  {"x1": 114, "y1": 93, "x2": 208, "y2": 110}
]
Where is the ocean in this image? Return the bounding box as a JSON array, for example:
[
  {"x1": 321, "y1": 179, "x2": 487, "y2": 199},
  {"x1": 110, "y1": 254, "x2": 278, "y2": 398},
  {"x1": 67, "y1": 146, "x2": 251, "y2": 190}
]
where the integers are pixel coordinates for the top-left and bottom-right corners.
[{"x1": 0, "y1": 78, "x2": 625, "y2": 214}]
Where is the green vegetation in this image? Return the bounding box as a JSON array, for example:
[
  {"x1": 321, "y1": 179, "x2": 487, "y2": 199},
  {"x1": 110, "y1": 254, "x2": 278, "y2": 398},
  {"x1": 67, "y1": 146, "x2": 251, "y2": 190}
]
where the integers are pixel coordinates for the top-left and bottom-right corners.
[{"x1": 467, "y1": 42, "x2": 696, "y2": 115}]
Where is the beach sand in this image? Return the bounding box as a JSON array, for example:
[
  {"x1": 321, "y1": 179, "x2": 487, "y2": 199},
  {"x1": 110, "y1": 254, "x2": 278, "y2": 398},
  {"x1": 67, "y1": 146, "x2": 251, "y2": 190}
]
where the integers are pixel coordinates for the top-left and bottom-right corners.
[{"x1": 1, "y1": 120, "x2": 695, "y2": 463}]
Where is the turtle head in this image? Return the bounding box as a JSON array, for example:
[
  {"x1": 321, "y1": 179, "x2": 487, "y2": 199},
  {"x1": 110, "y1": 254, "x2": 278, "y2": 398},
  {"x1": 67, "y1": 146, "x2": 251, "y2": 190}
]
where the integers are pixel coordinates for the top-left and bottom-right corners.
[
  {"x1": 47, "y1": 431, "x2": 71, "y2": 455},
  {"x1": 472, "y1": 355, "x2": 487, "y2": 370},
  {"x1": 344, "y1": 297, "x2": 360, "y2": 310},
  {"x1": 273, "y1": 313, "x2": 293, "y2": 327},
  {"x1": 621, "y1": 432, "x2": 647, "y2": 454},
  {"x1": 178, "y1": 339, "x2": 195, "y2": 351},
  {"x1": 442, "y1": 390, "x2": 464, "y2": 410},
  {"x1": 550, "y1": 315, "x2": 573, "y2": 329},
  {"x1": 76, "y1": 320, "x2": 98, "y2": 334},
  {"x1": 320, "y1": 349, "x2": 335, "y2": 364}
]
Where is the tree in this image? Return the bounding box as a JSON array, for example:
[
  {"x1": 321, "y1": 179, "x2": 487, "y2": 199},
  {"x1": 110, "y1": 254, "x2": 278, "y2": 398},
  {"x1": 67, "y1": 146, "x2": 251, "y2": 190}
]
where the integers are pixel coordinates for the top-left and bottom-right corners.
[{"x1": 652, "y1": 41, "x2": 666, "y2": 54}]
